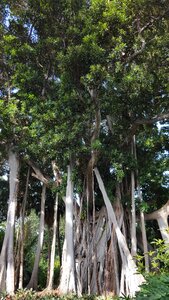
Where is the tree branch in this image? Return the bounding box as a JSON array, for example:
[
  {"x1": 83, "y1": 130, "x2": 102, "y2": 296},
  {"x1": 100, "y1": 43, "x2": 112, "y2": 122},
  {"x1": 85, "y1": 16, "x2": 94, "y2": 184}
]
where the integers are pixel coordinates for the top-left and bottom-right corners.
[
  {"x1": 26, "y1": 160, "x2": 58, "y2": 188},
  {"x1": 145, "y1": 200, "x2": 169, "y2": 221},
  {"x1": 125, "y1": 9, "x2": 169, "y2": 63},
  {"x1": 135, "y1": 112, "x2": 169, "y2": 125},
  {"x1": 124, "y1": 112, "x2": 169, "y2": 144}
]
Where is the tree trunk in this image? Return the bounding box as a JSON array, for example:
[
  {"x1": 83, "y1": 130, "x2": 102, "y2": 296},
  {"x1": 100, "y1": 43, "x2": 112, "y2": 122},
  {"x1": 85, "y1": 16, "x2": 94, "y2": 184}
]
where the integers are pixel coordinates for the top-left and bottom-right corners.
[
  {"x1": 138, "y1": 184, "x2": 149, "y2": 272},
  {"x1": 18, "y1": 167, "x2": 30, "y2": 289},
  {"x1": 94, "y1": 168, "x2": 145, "y2": 297},
  {"x1": 46, "y1": 227, "x2": 52, "y2": 287},
  {"x1": 75, "y1": 206, "x2": 110, "y2": 295},
  {"x1": 46, "y1": 193, "x2": 59, "y2": 290},
  {"x1": 133, "y1": 135, "x2": 149, "y2": 272},
  {"x1": 133, "y1": 136, "x2": 149, "y2": 272},
  {"x1": 157, "y1": 216, "x2": 169, "y2": 244},
  {"x1": 27, "y1": 184, "x2": 46, "y2": 290},
  {"x1": 131, "y1": 139, "x2": 137, "y2": 258},
  {"x1": 14, "y1": 224, "x2": 22, "y2": 290},
  {"x1": 145, "y1": 201, "x2": 169, "y2": 246},
  {"x1": 59, "y1": 165, "x2": 76, "y2": 294},
  {"x1": 4, "y1": 151, "x2": 19, "y2": 294},
  {"x1": 0, "y1": 214, "x2": 9, "y2": 291},
  {"x1": 57, "y1": 212, "x2": 62, "y2": 267}
]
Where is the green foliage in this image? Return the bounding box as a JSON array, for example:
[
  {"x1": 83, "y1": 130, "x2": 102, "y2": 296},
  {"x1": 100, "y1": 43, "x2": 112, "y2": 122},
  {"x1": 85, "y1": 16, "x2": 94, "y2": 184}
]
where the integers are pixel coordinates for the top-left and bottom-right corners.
[
  {"x1": 91, "y1": 139, "x2": 102, "y2": 151},
  {"x1": 23, "y1": 210, "x2": 62, "y2": 289},
  {"x1": 3, "y1": 293, "x2": 131, "y2": 300},
  {"x1": 150, "y1": 239, "x2": 169, "y2": 273},
  {"x1": 111, "y1": 163, "x2": 124, "y2": 182},
  {"x1": 136, "y1": 239, "x2": 169, "y2": 299},
  {"x1": 135, "y1": 274, "x2": 169, "y2": 300},
  {"x1": 136, "y1": 239, "x2": 169, "y2": 274},
  {"x1": 138, "y1": 201, "x2": 149, "y2": 213},
  {"x1": 12, "y1": 289, "x2": 37, "y2": 300}
]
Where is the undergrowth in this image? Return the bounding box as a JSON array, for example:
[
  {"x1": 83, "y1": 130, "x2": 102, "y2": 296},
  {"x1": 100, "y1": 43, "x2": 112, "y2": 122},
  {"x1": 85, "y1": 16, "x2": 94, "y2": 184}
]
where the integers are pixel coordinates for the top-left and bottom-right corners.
[{"x1": 0, "y1": 290, "x2": 128, "y2": 300}]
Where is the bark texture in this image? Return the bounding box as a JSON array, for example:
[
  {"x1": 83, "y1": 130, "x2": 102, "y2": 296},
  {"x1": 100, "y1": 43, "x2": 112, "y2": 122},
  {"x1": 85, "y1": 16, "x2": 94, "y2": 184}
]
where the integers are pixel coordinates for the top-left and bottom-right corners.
[
  {"x1": 18, "y1": 167, "x2": 30, "y2": 289},
  {"x1": 145, "y1": 201, "x2": 169, "y2": 245},
  {"x1": 46, "y1": 193, "x2": 58, "y2": 290},
  {"x1": 27, "y1": 184, "x2": 46, "y2": 290},
  {"x1": 59, "y1": 165, "x2": 76, "y2": 294},
  {"x1": 0, "y1": 150, "x2": 20, "y2": 294},
  {"x1": 94, "y1": 168, "x2": 145, "y2": 297}
]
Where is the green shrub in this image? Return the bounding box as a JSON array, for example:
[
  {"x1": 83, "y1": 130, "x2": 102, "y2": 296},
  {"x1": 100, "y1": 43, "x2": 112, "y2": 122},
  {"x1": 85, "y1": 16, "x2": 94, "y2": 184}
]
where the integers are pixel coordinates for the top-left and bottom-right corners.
[
  {"x1": 135, "y1": 239, "x2": 169, "y2": 299},
  {"x1": 9, "y1": 288, "x2": 36, "y2": 300},
  {"x1": 136, "y1": 239, "x2": 169, "y2": 274},
  {"x1": 135, "y1": 273, "x2": 169, "y2": 300}
]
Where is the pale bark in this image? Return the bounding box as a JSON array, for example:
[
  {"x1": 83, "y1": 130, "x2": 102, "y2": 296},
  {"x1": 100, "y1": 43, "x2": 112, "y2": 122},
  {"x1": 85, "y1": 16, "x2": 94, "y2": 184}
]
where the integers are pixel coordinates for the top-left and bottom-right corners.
[
  {"x1": 59, "y1": 165, "x2": 76, "y2": 294},
  {"x1": 18, "y1": 167, "x2": 30, "y2": 289},
  {"x1": 145, "y1": 201, "x2": 169, "y2": 246},
  {"x1": 46, "y1": 193, "x2": 58, "y2": 290},
  {"x1": 27, "y1": 184, "x2": 46, "y2": 290},
  {"x1": 75, "y1": 206, "x2": 110, "y2": 295},
  {"x1": 0, "y1": 212, "x2": 9, "y2": 291},
  {"x1": 113, "y1": 184, "x2": 124, "y2": 295},
  {"x1": 27, "y1": 159, "x2": 61, "y2": 188},
  {"x1": 57, "y1": 213, "x2": 62, "y2": 267},
  {"x1": 157, "y1": 217, "x2": 169, "y2": 244},
  {"x1": 138, "y1": 185, "x2": 149, "y2": 272},
  {"x1": 133, "y1": 136, "x2": 149, "y2": 272},
  {"x1": 131, "y1": 139, "x2": 137, "y2": 258},
  {"x1": 46, "y1": 160, "x2": 60, "y2": 290},
  {"x1": 3, "y1": 151, "x2": 20, "y2": 294},
  {"x1": 131, "y1": 170, "x2": 137, "y2": 257},
  {"x1": 94, "y1": 168, "x2": 145, "y2": 297}
]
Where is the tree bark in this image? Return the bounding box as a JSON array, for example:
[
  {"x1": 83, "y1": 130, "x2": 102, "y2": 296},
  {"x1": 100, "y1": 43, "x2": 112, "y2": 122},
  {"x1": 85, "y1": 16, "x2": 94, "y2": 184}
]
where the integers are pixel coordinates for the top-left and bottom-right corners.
[
  {"x1": 133, "y1": 136, "x2": 149, "y2": 272},
  {"x1": 59, "y1": 165, "x2": 76, "y2": 294},
  {"x1": 18, "y1": 167, "x2": 30, "y2": 289},
  {"x1": 1, "y1": 150, "x2": 20, "y2": 295},
  {"x1": 46, "y1": 193, "x2": 58, "y2": 290},
  {"x1": 27, "y1": 184, "x2": 46, "y2": 290},
  {"x1": 157, "y1": 216, "x2": 169, "y2": 244},
  {"x1": 131, "y1": 138, "x2": 137, "y2": 258},
  {"x1": 138, "y1": 184, "x2": 149, "y2": 272},
  {"x1": 94, "y1": 168, "x2": 145, "y2": 297},
  {"x1": 145, "y1": 201, "x2": 169, "y2": 246}
]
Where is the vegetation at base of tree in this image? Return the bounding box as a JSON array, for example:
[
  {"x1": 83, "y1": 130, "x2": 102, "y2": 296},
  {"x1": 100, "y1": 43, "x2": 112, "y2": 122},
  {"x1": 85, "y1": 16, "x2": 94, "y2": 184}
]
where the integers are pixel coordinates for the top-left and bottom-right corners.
[
  {"x1": 0, "y1": 290, "x2": 130, "y2": 300},
  {"x1": 135, "y1": 274, "x2": 169, "y2": 300},
  {"x1": 136, "y1": 239, "x2": 169, "y2": 274},
  {"x1": 135, "y1": 239, "x2": 169, "y2": 299}
]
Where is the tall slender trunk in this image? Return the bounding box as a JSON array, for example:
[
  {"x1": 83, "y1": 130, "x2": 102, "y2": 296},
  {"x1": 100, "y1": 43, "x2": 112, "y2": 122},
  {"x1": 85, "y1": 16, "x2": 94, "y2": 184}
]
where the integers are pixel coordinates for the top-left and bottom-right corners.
[
  {"x1": 86, "y1": 178, "x2": 91, "y2": 295},
  {"x1": 27, "y1": 184, "x2": 46, "y2": 290},
  {"x1": 59, "y1": 165, "x2": 76, "y2": 294},
  {"x1": 131, "y1": 138, "x2": 137, "y2": 258},
  {"x1": 138, "y1": 184, "x2": 149, "y2": 272},
  {"x1": 18, "y1": 168, "x2": 30, "y2": 289},
  {"x1": 94, "y1": 168, "x2": 145, "y2": 297},
  {"x1": 1, "y1": 150, "x2": 20, "y2": 295},
  {"x1": 57, "y1": 212, "x2": 62, "y2": 267},
  {"x1": 133, "y1": 136, "x2": 149, "y2": 272},
  {"x1": 0, "y1": 212, "x2": 9, "y2": 291},
  {"x1": 46, "y1": 227, "x2": 52, "y2": 287},
  {"x1": 14, "y1": 224, "x2": 22, "y2": 290},
  {"x1": 46, "y1": 193, "x2": 59, "y2": 290}
]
